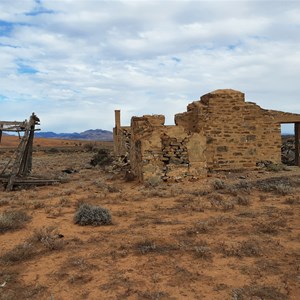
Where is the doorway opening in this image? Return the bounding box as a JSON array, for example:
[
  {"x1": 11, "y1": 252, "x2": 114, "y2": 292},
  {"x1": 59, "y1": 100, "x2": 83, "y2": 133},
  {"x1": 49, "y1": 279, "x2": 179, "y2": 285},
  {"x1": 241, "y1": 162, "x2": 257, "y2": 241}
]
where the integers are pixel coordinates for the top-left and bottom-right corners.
[{"x1": 281, "y1": 123, "x2": 300, "y2": 166}]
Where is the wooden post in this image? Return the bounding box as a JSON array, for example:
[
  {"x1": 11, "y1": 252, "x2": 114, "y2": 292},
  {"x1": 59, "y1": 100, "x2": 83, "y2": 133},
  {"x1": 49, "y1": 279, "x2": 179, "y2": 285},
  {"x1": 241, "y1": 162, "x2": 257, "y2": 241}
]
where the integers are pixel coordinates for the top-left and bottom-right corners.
[
  {"x1": 114, "y1": 110, "x2": 121, "y2": 156},
  {"x1": 115, "y1": 110, "x2": 121, "y2": 130},
  {"x1": 295, "y1": 123, "x2": 300, "y2": 167},
  {"x1": 19, "y1": 124, "x2": 35, "y2": 176}
]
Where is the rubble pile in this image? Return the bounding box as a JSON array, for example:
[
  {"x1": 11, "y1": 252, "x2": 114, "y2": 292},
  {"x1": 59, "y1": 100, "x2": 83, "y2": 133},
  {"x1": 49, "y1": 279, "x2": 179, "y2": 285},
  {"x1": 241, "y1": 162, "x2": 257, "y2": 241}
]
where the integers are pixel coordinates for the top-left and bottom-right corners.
[{"x1": 281, "y1": 137, "x2": 295, "y2": 165}]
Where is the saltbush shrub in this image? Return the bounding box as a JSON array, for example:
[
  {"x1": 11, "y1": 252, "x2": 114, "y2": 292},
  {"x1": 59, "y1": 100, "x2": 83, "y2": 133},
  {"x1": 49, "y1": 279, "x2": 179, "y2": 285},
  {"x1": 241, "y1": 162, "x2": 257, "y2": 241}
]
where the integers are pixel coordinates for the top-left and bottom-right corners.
[
  {"x1": 74, "y1": 203, "x2": 112, "y2": 226},
  {"x1": 90, "y1": 149, "x2": 113, "y2": 167},
  {"x1": 212, "y1": 179, "x2": 226, "y2": 190}
]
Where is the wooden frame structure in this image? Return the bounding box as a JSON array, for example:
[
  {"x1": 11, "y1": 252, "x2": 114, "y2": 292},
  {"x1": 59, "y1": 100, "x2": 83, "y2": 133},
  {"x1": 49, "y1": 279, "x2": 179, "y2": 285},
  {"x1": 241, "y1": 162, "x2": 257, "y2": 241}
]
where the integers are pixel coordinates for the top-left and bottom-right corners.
[{"x1": 0, "y1": 113, "x2": 60, "y2": 191}]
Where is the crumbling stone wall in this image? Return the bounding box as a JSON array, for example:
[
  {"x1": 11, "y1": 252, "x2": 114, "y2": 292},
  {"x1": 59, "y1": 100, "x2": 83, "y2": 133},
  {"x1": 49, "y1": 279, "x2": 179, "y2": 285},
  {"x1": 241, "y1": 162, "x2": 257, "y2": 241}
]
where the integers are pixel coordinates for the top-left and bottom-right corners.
[
  {"x1": 113, "y1": 126, "x2": 131, "y2": 157},
  {"x1": 114, "y1": 89, "x2": 300, "y2": 181},
  {"x1": 176, "y1": 89, "x2": 300, "y2": 170},
  {"x1": 129, "y1": 115, "x2": 206, "y2": 182}
]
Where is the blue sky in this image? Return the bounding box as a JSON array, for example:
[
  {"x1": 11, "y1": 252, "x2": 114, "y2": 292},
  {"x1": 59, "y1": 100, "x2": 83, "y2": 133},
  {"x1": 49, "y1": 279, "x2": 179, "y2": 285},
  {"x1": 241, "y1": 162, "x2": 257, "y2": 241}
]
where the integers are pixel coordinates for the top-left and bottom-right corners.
[{"x1": 0, "y1": 0, "x2": 300, "y2": 133}]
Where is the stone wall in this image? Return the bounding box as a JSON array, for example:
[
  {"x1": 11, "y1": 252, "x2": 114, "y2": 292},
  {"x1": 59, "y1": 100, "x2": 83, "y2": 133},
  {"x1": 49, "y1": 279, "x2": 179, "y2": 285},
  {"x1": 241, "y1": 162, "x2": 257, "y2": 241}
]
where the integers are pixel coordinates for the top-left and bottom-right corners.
[
  {"x1": 175, "y1": 89, "x2": 300, "y2": 170},
  {"x1": 114, "y1": 89, "x2": 300, "y2": 181},
  {"x1": 129, "y1": 115, "x2": 206, "y2": 182},
  {"x1": 113, "y1": 126, "x2": 131, "y2": 157}
]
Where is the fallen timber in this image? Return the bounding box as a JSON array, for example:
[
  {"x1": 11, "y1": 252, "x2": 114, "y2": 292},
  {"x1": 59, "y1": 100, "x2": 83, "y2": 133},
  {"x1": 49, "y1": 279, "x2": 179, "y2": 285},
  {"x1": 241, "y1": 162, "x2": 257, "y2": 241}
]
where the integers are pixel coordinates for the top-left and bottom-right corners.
[
  {"x1": 0, "y1": 113, "x2": 61, "y2": 191},
  {"x1": 0, "y1": 176, "x2": 60, "y2": 187}
]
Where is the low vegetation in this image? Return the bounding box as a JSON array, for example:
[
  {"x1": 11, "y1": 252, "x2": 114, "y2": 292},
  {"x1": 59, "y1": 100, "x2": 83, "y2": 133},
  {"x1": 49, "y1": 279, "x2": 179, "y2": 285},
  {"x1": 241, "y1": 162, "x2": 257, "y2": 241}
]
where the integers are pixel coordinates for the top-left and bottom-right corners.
[
  {"x1": 1, "y1": 227, "x2": 65, "y2": 264},
  {"x1": 74, "y1": 203, "x2": 112, "y2": 226},
  {"x1": 0, "y1": 146, "x2": 299, "y2": 299},
  {"x1": 0, "y1": 210, "x2": 31, "y2": 233},
  {"x1": 90, "y1": 149, "x2": 113, "y2": 167}
]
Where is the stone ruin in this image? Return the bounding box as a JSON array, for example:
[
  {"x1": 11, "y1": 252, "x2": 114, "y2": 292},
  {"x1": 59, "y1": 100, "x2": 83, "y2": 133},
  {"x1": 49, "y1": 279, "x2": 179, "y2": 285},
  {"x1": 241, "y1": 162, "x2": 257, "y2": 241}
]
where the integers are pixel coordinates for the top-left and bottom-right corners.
[{"x1": 114, "y1": 89, "x2": 300, "y2": 182}]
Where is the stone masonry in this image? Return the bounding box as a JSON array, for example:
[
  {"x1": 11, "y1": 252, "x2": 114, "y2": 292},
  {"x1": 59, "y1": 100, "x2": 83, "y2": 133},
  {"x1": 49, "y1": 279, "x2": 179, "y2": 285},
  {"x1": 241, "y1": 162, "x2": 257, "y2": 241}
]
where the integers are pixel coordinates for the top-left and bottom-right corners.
[{"x1": 114, "y1": 89, "x2": 300, "y2": 182}]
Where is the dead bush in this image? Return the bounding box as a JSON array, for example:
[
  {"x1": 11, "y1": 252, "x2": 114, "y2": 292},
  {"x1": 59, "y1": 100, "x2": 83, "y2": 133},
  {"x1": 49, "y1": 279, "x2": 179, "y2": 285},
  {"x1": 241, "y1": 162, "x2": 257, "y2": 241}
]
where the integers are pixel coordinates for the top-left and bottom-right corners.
[
  {"x1": 135, "y1": 239, "x2": 157, "y2": 254},
  {"x1": 255, "y1": 218, "x2": 287, "y2": 235},
  {"x1": 0, "y1": 199, "x2": 9, "y2": 206},
  {"x1": 239, "y1": 239, "x2": 262, "y2": 257},
  {"x1": 255, "y1": 177, "x2": 293, "y2": 195},
  {"x1": 1, "y1": 242, "x2": 35, "y2": 263},
  {"x1": 63, "y1": 257, "x2": 98, "y2": 272},
  {"x1": 83, "y1": 142, "x2": 97, "y2": 152},
  {"x1": 220, "y1": 239, "x2": 261, "y2": 258},
  {"x1": 236, "y1": 195, "x2": 251, "y2": 206},
  {"x1": 234, "y1": 180, "x2": 252, "y2": 192},
  {"x1": 186, "y1": 221, "x2": 210, "y2": 235},
  {"x1": 74, "y1": 203, "x2": 112, "y2": 226},
  {"x1": 0, "y1": 210, "x2": 31, "y2": 233},
  {"x1": 29, "y1": 227, "x2": 65, "y2": 250},
  {"x1": 232, "y1": 285, "x2": 288, "y2": 300},
  {"x1": 212, "y1": 179, "x2": 227, "y2": 190},
  {"x1": 194, "y1": 244, "x2": 213, "y2": 260},
  {"x1": 68, "y1": 274, "x2": 93, "y2": 285},
  {"x1": 1, "y1": 226, "x2": 64, "y2": 264},
  {"x1": 283, "y1": 196, "x2": 300, "y2": 205},
  {"x1": 209, "y1": 194, "x2": 235, "y2": 211}
]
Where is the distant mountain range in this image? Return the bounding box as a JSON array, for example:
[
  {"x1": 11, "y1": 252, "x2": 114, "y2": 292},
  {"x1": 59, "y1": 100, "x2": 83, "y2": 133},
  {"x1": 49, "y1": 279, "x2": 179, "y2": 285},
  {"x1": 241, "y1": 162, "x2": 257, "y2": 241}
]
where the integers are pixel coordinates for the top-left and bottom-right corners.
[{"x1": 35, "y1": 129, "x2": 113, "y2": 141}]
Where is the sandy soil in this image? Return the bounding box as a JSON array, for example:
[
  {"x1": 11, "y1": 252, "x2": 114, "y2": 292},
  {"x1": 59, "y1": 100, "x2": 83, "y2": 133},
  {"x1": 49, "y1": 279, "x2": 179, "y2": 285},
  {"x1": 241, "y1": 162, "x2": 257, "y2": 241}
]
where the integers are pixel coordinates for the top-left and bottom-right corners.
[{"x1": 0, "y1": 138, "x2": 299, "y2": 299}]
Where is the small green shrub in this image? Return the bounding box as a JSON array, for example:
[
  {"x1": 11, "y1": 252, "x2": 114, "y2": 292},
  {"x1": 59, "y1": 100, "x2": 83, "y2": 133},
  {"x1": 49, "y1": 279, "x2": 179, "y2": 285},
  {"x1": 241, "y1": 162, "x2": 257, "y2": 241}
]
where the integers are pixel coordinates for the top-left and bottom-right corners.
[
  {"x1": 144, "y1": 176, "x2": 162, "y2": 188},
  {"x1": 266, "y1": 163, "x2": 287, "y2": 172},
  {"x1": 74, "y1": 203, "x2": 112, "y2": 226},
  {"x1": 0, "y1": 210, "x2": 31, "y2": 233}
]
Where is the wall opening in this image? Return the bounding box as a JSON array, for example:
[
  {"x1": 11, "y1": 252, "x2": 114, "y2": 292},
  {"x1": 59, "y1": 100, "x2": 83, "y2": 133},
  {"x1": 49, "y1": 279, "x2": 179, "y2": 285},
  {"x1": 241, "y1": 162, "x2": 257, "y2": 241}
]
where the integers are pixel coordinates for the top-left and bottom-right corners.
[{"x1": 281, "y1": 123, "x2": 299, "y2": 166}]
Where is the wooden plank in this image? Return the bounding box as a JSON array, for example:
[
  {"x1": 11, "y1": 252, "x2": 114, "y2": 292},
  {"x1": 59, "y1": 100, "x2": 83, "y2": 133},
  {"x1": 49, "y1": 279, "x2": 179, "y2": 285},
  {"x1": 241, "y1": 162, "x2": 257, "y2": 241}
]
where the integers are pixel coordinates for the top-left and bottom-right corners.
[
  {"x1": 295, "y1": 123, "x2": 300, "y2": 167},
  {"x1": 1, "y1": 128, "x2": 26, "y2": 132},
  {"x1": 0, "y1": 121, "x2": 25, "y2": 126}
]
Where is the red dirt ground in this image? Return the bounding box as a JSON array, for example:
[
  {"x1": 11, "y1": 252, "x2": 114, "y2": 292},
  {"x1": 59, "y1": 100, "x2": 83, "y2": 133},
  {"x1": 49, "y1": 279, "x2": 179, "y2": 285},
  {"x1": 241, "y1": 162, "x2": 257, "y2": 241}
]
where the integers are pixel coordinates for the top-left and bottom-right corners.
[{"x1": 0, "y1": 137, "x2": 299, "y2": 299}]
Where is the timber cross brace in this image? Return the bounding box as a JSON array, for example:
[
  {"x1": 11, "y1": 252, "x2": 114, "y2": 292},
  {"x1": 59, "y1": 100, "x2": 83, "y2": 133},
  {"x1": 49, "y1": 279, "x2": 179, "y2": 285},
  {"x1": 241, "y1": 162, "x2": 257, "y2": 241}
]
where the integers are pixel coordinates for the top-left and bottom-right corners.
[{"x1": 0, "y1": 113, "x2": 40, "y2": 191}]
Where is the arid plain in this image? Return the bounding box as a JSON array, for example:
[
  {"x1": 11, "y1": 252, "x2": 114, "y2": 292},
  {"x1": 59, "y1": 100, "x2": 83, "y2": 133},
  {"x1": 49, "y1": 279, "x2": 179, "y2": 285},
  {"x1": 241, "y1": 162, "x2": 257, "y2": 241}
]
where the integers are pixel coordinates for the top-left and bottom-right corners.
[{"x1": 0, "y1": 136, "x2": 299, "y2": 299}]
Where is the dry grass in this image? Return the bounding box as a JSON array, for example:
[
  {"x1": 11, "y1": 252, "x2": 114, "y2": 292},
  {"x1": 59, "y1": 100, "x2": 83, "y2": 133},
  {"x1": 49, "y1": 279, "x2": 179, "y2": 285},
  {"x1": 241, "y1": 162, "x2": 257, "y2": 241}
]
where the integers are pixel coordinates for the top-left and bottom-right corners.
[
  {"x1": 0, "y1": 210, "x2": 31, "y2": 233},
  {"x1": 0, "y1": 147, "x2": 299, "y2": 299},
  {"x1": 1, "y1": 226, "x2": 65, "y2": 264}
]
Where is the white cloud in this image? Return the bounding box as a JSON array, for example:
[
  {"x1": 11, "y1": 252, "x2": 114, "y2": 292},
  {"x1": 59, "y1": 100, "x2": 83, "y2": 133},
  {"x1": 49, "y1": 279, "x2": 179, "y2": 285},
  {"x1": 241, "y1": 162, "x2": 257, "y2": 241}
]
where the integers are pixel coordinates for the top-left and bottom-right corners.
[{"x1": 0, "y1": 0, "x2": 300, "y2": 133}]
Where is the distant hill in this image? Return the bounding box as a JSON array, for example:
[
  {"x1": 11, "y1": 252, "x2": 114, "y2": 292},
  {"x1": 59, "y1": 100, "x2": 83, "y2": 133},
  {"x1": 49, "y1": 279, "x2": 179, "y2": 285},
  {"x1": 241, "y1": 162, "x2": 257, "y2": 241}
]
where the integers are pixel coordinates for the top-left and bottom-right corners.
[{"x1": 35, "y1": 129, "x2": 113, "y2": 141}]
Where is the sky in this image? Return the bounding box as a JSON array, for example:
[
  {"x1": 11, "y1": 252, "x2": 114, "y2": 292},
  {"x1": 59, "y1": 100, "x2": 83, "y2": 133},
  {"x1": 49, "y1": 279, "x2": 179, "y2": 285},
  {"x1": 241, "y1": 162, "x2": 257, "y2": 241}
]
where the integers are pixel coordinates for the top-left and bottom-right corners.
[{"x1": 0, "y1": 0, "x2": 300, "y2": 133}]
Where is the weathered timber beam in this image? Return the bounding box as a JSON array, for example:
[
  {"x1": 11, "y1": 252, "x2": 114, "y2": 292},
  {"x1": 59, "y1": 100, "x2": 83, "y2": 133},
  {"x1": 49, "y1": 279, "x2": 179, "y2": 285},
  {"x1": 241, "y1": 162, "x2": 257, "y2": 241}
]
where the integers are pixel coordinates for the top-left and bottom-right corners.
[
  {"x1": 0, "y1": 121, "x2": 25, "y2": 126},
  {"x1": 2, "y1": 128, "x2": 41, "y2": 132},
  {"x1": 1, "y1": 128, "x2": 26, "y2": 132}
]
